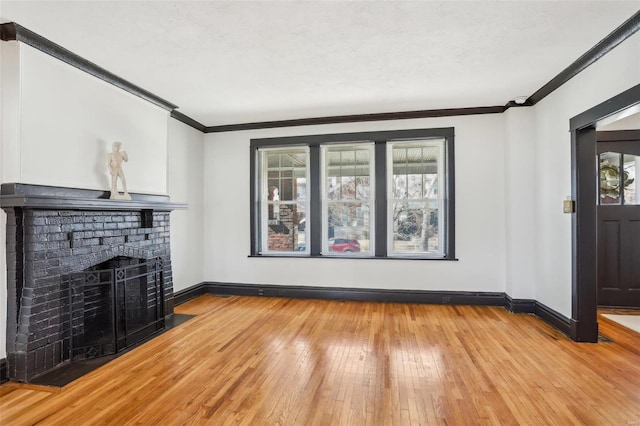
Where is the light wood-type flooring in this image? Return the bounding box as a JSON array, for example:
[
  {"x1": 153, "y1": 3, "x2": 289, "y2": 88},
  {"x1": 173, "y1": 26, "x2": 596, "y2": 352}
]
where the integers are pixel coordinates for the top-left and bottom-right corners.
[{"x1": 1, "y1": 295, "x2": 639, "y2": 425}]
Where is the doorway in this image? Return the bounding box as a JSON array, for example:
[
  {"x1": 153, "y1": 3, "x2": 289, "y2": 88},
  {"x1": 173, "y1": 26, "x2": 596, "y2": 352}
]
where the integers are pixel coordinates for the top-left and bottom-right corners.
[
  {"x1": 596, "y1": 130, "x2": 640, "y2": 309},
  {"x1": 570, "y1": 83, "x2": 640, "y2": 342}
]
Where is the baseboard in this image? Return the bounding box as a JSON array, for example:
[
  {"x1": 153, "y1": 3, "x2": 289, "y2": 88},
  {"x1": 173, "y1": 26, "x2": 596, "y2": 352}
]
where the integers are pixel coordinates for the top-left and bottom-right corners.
[
  {"x1": 0, "y1": 358, "x2": 7, "y2": 384},
  {"x1": 180, "y1": 282, "x2": 572, "y2": 339},
  {"x1": 173, "y1": 283, "x2": 206, "y2": 306},
  {"x1": 204, "y1": 281, "x2": 506, "y2": 306},
  {"x1": 505, "y1": 295, "x2": 536, "y2": 314},
  {"x1": 535, "y1": 301, "x2": 572, "y2": 337},
  {"x1": 569, "y1": 318, "x2": 599, "y2": 343}
]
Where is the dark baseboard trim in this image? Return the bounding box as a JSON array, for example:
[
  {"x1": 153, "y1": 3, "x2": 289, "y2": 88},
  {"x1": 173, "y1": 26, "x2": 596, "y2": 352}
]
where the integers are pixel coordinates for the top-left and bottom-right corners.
[
  {"x1": 504, "y1": 295, "x2": 536, "y2": 314},
  {"x1": 173, "y1": 283, "x2": 206, "y2": 305},
  {"x1": 204, "y1": 281, "x2": 506, "y2": 306},
  {"x1": 170, "y1": 282, "x2": 577, "y2": 341},
  {"x1": 535, "y1": 302, "x2": 572, "y2": 337},
  {"x1": 0, "y1": 358, "x2": 7, "y2": 384},
  {"x1": 569, "y1": 318, "x2": 599, "y2": 343}
]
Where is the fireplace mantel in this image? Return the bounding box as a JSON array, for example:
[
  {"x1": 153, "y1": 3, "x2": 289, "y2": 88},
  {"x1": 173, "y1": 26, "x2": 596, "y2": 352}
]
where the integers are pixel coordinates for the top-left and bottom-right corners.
[{"x1": 0, "y1": 183, "x2": 187, "y2": 211}]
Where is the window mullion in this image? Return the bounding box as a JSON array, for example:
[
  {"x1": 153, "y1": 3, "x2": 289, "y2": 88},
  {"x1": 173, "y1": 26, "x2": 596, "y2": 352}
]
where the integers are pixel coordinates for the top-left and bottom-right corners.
[
  {"x1": 309, "y1": 145, "x2": 322, "y2": 256},
  {"x1": 375, "y1": 141, "x2": 387, "y2": 257}
]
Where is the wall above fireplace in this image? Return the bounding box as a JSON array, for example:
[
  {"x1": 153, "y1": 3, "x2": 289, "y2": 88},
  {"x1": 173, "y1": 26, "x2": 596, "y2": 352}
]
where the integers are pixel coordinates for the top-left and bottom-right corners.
[{"x1": 1, "y1": 183, "x2": 186, "y2": 382}]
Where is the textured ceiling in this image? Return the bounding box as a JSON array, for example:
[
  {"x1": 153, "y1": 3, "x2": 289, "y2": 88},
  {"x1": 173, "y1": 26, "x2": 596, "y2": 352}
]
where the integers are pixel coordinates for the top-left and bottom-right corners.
[{"x1": 1, "y1": 1, "x2": 639, "y2": 126}]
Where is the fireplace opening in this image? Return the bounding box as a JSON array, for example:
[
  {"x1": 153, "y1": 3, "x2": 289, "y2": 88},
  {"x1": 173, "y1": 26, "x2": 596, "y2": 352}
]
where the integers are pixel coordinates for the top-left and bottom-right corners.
[{"x1": 64, "y1": 257, "x2": 165, "y2": 362}]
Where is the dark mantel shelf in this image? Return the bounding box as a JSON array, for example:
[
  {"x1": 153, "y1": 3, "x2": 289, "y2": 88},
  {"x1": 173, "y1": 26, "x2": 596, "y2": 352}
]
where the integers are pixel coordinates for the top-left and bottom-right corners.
[{"x1": 0, "y1": 183, "x2": 187, "y2": 212}]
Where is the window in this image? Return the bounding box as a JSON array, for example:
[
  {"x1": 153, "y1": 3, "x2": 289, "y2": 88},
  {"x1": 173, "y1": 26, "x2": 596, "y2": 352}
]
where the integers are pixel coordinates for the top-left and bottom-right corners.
[
  {"x1": 251, "y1": 128, "x2": 455, "y2": 259},
  {"x1": 323, "y1": 144, "x2": 374, "y2": 255},
  {"x1": 388, "y1": 140, "x2": 445, "y2": 256},
  {"x1": 258, "y1": 147, "x2": 309, "y2": 254},
  {"x1": 599, "y1": 151, "x2": 638, "y2": 205}
]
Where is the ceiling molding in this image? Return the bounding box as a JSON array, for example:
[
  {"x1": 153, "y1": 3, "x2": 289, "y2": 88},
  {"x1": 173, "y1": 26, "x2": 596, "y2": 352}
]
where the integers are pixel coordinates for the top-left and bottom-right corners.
[
  {"x1": 0, "y1": 22, "x2": 178, "y2": 112},
  {"x1": 2, "y1": 9, "x2": 639, "y2": 134},
  {"x1": 529, "y1": 10, "x2": 640, "y2": 106},
  {"x1": 205, "y1": 106, "x2": 507, "y2": 133},
  {"x1": 170, "y1": 110, "x2": 206, "y2": 133}
]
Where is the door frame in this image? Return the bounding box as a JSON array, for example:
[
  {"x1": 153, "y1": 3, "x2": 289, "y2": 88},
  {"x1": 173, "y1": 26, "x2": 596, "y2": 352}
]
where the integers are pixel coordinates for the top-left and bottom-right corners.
[{"x1": 569, "y1": 83, "x2": 640, "y2": 342}]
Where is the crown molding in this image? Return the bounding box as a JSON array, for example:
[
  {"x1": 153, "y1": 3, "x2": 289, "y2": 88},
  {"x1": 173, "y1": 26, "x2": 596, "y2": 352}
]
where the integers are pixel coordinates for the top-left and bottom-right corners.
[
  {"x1": 0, "y1": 22, "x2": 177, "y2": 112},
  {"x1": 2, "y1": 10, "x2": 639, "y2": 134},
  {"x1": 529, "y1": 10, "x2": 640, "y2": 106},
  {"x1": 205, "y1": 106, "x2": 507, "y2": 133},
  {"x1": 170, "y1": 110, "x2": 206, "y2": 132}
]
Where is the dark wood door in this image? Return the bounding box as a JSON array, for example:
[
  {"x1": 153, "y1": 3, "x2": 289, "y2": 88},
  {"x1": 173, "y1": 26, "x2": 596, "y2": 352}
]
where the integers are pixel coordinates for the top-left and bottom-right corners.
[{"x1": 597, "y1": 131, "x2": 640, "y2": 308}]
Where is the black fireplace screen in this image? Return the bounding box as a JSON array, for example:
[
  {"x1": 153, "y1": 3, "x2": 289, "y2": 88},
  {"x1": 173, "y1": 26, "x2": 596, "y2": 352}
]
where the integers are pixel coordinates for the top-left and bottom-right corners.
[{"x1": 63, "y1": 257, "x2": 165, "y2": 361}]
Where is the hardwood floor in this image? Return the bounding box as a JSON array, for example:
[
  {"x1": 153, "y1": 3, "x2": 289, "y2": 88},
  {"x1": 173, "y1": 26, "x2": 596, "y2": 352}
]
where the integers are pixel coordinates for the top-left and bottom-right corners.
[{"x1": 1, "y1": 295, "x2": 639, "y2": 425}]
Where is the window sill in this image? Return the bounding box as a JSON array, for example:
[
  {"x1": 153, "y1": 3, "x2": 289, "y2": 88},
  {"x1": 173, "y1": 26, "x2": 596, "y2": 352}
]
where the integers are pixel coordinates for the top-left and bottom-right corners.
[{"x1": 248, "y1": 254, "x2": 459, "y2": 261}]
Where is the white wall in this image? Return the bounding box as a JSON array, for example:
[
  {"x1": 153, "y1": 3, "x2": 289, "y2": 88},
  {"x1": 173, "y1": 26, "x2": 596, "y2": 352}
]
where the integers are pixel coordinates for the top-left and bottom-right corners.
[
  {"x1": 503, "y1": 107, "x2": 537, "y2": 300},
  {"x1": 533, "y1": 32, "x2": 640, "y2": 317},
  {"x1": 167, "y1": 118, "x2": 204, "y2": 291},
  {"x1": 18, "y1": 44, "x2": 168, "y2": 193},
  {"x1": 204, "y1": 114, "x2": 507, "y2": 293}
]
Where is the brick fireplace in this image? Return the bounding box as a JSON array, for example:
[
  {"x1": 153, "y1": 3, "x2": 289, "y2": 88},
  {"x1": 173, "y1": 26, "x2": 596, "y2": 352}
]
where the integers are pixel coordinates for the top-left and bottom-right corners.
[{"x1": 1, "y1": 183, "x2": 185, "y2": 383}]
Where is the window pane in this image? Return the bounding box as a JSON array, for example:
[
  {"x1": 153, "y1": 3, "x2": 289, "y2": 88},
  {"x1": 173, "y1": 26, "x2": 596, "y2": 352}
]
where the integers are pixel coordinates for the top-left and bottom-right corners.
[
  {"x1": 355, "y1": 176, "x2": 370, "y2": 199},
  {"x1": 389, "y1": 139, "x2": 444, "y2": 256},
  {"x1": 407, "y1": 174, "x2": 422, "y2": 199},
  {"x1": 261, "y1": 148, "x2": 308, "y2": 254},
  {"x1": 623, "y1": 154, "x2": 638, "y2": 205},
  {"x1": 424, "y1": 174, "x2": 438, "y2": 198},
  {"x1": 267, "y1": 203, "x2": 306, "y2": 252},
  {"x1": 327, "y1": 202, "x2": 370, "y2": 254},
  {"x1": 267, "y1": 154, "x2": 280, "y2": 168},
  {"x1": 281, "y1": 178, "x2": 293, "y2": 201},
  {"x1": 327, "y1": 176, "x2": 339, "y2": 201},
  {"x1": 392, "y1": 202, "x2": 439, "y2": 253},
  {"x1": 393, "y1": 175, "x2": 407, "y2": 199},
  {"x1": 340, "y1": 176, "x2": 355, "y2": 200},
  {"x1": 296, "y1": 177, "x2": 307, "y2": 200},
  {"x1": 600, "y1": 152, "x2": 621, "y2": 205}
]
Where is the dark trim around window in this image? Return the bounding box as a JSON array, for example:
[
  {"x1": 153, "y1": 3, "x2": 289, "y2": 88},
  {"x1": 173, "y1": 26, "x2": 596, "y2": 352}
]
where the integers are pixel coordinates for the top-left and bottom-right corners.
[{"x1": 250, "y1": 127, "x2": 455, "y2": 259}]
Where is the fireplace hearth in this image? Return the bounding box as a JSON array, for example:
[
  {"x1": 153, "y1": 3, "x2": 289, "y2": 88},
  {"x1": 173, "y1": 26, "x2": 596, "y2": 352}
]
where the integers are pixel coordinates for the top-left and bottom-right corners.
[{"x1": 1, "y1": 183, "x2": 186, "y2": 383}]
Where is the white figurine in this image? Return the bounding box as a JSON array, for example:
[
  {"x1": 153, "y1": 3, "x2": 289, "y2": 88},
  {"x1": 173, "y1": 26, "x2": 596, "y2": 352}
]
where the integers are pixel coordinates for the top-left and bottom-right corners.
[{"x1": 107, "y1": 141, "x2": 131, "y2": 200}]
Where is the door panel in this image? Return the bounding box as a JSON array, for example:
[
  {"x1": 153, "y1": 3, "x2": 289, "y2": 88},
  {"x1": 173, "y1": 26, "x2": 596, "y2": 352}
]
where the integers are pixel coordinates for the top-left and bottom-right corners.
[
  {"x1": 597, "y1": 132, "x2": 640, "y2": 308},
  {"x1": 599, "y1": 219, "x2": 620, "y2": 290},
  {"x1": 597, "y1": 206, "x2": 640, "y2": 306},
  {"x1": 631, "y1": 220, "x2": 640, "y2": 291}
]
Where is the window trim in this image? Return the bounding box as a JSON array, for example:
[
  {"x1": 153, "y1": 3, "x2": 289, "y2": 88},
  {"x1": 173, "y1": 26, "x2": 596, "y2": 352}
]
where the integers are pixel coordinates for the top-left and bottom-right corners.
[{"x1": 250, "y1": 127, "x2": 456, "y2": 259}]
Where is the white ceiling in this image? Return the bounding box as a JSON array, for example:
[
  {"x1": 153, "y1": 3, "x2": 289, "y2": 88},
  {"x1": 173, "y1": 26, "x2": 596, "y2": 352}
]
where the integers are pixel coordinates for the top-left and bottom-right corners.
[{"x1": 1, "y1": 1, "x2": 639, "y2": 126}]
